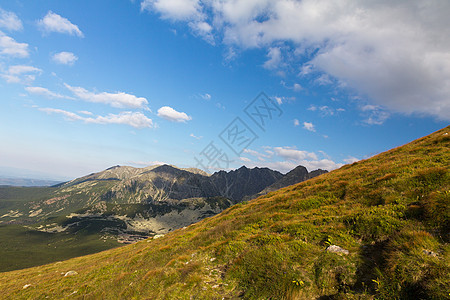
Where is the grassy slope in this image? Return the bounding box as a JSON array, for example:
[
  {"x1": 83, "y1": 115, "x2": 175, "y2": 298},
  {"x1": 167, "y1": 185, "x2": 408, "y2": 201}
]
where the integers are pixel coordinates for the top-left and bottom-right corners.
[{"x1": 0, "y1": 127, "x2": 449, "y2": 299}]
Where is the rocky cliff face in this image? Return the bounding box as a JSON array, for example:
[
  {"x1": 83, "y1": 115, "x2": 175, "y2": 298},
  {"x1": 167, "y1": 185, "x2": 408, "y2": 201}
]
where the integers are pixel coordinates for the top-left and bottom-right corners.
[
  {"x1": 210, "y1": 166, "x2": 283, "y2": 201},
  {"x1": 249, "y1": 166, "x2": 328, "y2": 199}
]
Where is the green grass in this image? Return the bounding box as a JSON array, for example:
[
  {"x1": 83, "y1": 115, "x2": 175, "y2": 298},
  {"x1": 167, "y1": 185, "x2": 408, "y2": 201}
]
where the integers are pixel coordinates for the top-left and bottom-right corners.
[
  {"x1": 0, "y1": 225, "x2": 121, "y2": 272},
  {"x1": 0, "y1": 126, "x2": 448, "y2": 299}
]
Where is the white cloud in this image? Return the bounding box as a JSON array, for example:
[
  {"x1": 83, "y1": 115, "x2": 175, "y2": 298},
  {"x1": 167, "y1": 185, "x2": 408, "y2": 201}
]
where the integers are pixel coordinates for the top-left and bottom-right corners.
[
  {"x1": 1, "y1": 65, "x2": 41, "y2": 84},
  {"x1": 8, "y1": 65, "x2": 41, "y2": 75},
  {"x1": 343, "y1": 156, "x2": 360, "y2": 164},
  {"x1": 129, "y1": 160, "x2": 167, "y2": 167},
  {"x1": 38, "y1": 11, "x2": 84, "y2": 37},
  {"x1": 308, "y1": 105, "x2": 344, "y2": 117},
  {"x1": 303, "y1": 122, "x2": 315, "y2": 132},
  {"x1": 78, "y1": 110, "x2": 93, "y2": 116},
  {"x1": 0, "y1": 30, "x2": 29, "y2": 57},
  {"x1": 274, "y1": 146, "x2": 317, "y2": 161},
  {"x1": 64, "y1": 83, "x2": 148, "y2": 109},
  {"x1": 157, "y1": 106, "x2": 192, "y2": 122},
  {"x1": 359, "y1": 104, "x2": 390, "y2": 125},
  {"x1": 141, "y1": 0, "x2": 215, "y2": 43},
  {"x1": 200, "y1": 93, "x2": 211, "y2": 100},
  {"x1": 39, "y1": 108, "x2": 153, "y2": 129},
  {"x1": 39, "y1": 107, "x2": 84, "y2": 121},
  {"x1": 239, "y1": 157, "x2": 251, "y2": 162},
  {"x1": 190, "y1": 133, "x2": 202, "y2": 140},
  {"x1": 273, "y1": 95, "x2": 295, "y2": 105},
  {"x1": 93, "y1": 112, "x2": 153, "y2": 128},
  {"x1": 190, "y1": 21, "x2": 214, "y2": 44},
  {"x1": 145, "y1": 0, "x2": 450, "y2": 120},
  {"x1": 141, "y1": 0, "x2": 201, "y2": 20},
  {"x1": 0, "y1": 8, "x2": 23, "y2": 31},
  {"x1": 25, "y1": 86, "x2": 72, "y2": 99},
  {"x1": 241, "y1": 146, "x2": 343, "y2": 173},
  {"x1": 263, "y1": 47, "x2": 281, "y2": 69},
  {"x1": 293, "y1": 83, "x2": 302, "y2": 92},
  {"x1": 52, "y1": 52, "x2": 78, "y2": 65},
  {"x1": 293, "y1": 119, "x2": 299, "y2": 126}
]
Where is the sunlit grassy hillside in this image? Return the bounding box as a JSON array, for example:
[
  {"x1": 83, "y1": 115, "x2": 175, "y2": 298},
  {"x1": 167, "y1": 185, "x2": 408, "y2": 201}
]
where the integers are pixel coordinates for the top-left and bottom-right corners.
[{"x1": 1, "y1": 126, "x2": 449, "y2": 299}]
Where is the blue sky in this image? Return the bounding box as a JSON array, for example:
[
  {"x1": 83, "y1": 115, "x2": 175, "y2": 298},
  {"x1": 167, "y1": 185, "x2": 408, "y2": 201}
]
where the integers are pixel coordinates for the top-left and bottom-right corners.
[{"x1": 0, "y1": 0, "x2": 448, "y2": 180}]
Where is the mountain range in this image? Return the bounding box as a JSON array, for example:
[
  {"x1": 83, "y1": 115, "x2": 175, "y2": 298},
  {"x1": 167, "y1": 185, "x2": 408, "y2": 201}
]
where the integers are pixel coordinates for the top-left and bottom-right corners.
[{"x1": 0, "y1": 163, "x2": 325, "y2": 270}]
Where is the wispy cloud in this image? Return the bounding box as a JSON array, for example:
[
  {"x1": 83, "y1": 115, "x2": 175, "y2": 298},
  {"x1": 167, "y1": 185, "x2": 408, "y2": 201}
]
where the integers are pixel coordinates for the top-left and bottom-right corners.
[
  {"x1": 39, "y1": 108, "x2": 154, "y2": 129},
  {"x1": 293, "y1": 119, "x2": 300, "y2": 126},
  {"x1": 343, "y1": 156, "x2": 360, "y2": 164},
  {"x1": 242, "y1": 146, "x2": 343, "y2": 173},
  {"x1": 359, "y1": 104, "x2": 390, "y2": 125},
  {"x1": 308, "y1": 105, "x2": 345, "y2": 117},
  {"x1": 190, "y1": 133, "x2": 203, "y2": 140},
  {"x1": 141, "y1": 0, "x2": 201, "y2": 21},
  {"x1": 52, "y1": 52, "x2": 78, "y2": 65},
  {"x1": 200, "y1": 93, "x2": 211, "y2": 100},
  {"x1": 157, "y1": 106, "x2": 192, "y2": 122},
  {"x1": 38, "y1": 11, "x2": 84, "y2": 37},
  {"x1": 25, "y1": 86, "x2": 73, "y2": 99},
  {"x1": 64, "y1": 83, "x2": 149, "y2": 109},
  {"x1": 1, "y1": 65, "x2": 41, "y2": 84}
]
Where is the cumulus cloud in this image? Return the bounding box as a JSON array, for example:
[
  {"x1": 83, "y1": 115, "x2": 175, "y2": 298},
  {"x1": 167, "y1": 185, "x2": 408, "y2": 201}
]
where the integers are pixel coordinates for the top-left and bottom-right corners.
[
  {"x1": 52, "y1": 51, "x2": 78, "y2": 65},
  {"x1": 25, "y1": 86, "x2": 72, "y2": 99},
  {"x1": 157, "y1": 106, "x2": 192, "y2": 122},
  {"x1": 141, "y1": 0, "x2": 450, "y2": 120},
  {"x1": 0, "y1": 8, "x2": 23, "y2": 31},
  {"x1": 64, "y1": 83, "x2": 148, "y2": 109},
  {"x1": 303, "y1": 122, "x2": 315, "y2": 132},
  {"x1": 0, "y1": 30, "x2": 29, "y2": 57},
  {"x1": 38, "y1": 11, "x2": 84, "y2": 37},
  {"x1": 39, "y1": 108, "x2": 153, "y2": 129}
]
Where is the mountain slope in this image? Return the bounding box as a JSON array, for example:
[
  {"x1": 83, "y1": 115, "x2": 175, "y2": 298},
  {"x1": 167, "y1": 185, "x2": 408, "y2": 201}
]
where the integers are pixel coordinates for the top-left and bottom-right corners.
[{"x1": 1, "y1": 126, "x2": 448, "y2": 299}]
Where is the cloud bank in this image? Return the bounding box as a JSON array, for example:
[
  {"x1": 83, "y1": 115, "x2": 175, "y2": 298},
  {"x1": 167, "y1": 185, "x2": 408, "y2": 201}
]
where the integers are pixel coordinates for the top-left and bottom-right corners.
[{"x1": 141, "y1": 0, "x2": 450, "y2": 120}]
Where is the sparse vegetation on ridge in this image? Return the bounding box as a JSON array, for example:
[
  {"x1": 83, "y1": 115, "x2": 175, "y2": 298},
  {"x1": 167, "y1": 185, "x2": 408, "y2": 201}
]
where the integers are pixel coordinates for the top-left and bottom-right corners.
[{"x1": 0, "y1": 126, "x2": 449, "y2": 299}]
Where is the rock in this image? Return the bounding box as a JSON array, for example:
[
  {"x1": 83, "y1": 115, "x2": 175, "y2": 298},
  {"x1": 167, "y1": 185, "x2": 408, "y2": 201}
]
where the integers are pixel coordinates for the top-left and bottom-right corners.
[
  {"x1": 326, "y1": 245, "x2": 349, "y2": 255},
  {"x1": 64, "y1": 271, "x2": 78, "y2": 277},
  {"x1": 423, "y1": 249, "x2": 438, "y2": 257},
  {"x1": 153, "y1": 234, "x2": 165, "y2": 239},
  {"x1": 23, "y1": 284, "x2": 32, "y2": 289}
]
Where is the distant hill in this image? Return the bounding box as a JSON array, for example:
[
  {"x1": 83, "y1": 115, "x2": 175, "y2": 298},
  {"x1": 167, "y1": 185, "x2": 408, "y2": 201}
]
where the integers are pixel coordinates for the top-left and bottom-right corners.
[
  {"x1": 1, "y1": 126, "x2": 447, "y2": 299},
  {"x1": 0, "y1": 178, "x2": 62, "y2": 187}
]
